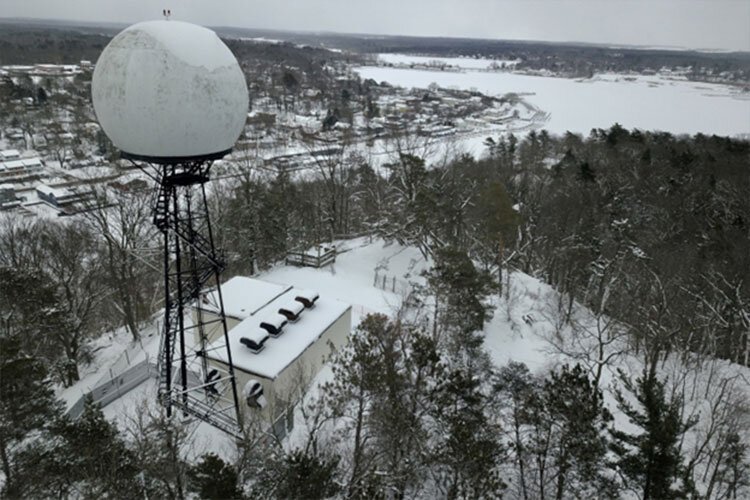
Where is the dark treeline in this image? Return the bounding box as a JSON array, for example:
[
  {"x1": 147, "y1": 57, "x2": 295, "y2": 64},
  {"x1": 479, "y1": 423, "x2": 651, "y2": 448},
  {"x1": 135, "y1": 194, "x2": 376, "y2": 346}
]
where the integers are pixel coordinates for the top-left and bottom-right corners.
[
  {"x1": 2, "y1": 21, "x2": 749, "y2": 83},
  {"x1": 218, "y1": 27, "x2": 750, "y2": 83},
  {"x1": 486, "y1": 127, "x2": 749, "y2": 367},
  {"x1": 0, "y1": 24, "x2": 113, "y2": 65},
  {"x1": 0, "y1": 22, "x2": 359, "y2": 71},
  {"x1": 217, "y1": 127, "x2": 749, "y2": 368}
]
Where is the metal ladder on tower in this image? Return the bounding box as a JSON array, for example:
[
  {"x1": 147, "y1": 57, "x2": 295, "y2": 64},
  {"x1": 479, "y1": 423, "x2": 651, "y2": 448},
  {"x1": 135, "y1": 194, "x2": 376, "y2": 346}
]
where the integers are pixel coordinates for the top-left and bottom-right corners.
[{"x1": 151, "y1": 163, "x2": 242, "y2": 437}]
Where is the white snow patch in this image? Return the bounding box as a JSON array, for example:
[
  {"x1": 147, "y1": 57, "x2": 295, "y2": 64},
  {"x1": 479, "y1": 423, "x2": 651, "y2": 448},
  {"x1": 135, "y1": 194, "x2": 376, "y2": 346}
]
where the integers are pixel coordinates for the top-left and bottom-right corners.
[{"x1": 355, "y1": 66, "x2": 750, "y2": 137}]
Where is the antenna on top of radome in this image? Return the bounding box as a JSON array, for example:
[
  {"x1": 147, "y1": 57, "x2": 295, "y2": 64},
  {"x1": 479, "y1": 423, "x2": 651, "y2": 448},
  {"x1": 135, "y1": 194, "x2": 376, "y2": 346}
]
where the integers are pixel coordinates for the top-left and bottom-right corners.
[
  {"x1": 162, "y1": 9, "x2": 172, "y2": 20},
  {"x1": 90, "y1": 21, "x2": 248, "y2": 438}
]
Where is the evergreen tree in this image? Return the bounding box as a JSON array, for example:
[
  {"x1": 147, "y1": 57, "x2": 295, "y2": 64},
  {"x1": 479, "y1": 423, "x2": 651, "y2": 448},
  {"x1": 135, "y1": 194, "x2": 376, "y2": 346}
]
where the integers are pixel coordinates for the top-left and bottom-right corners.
[
  {"x1": 717, "y1": 431, "x2": 750, "y2": 499},
  {"x1": 0, "y1": 266, "x2": 77, "y2": 385},
  {"x1": 35, "y1": 86, "x2": 47, "y2": 105},
  {"x1": 496, "y1": 363, "x2": 615, "y2": 499},
  {"x1": 189, "y1": 453, "x2": 242, "y2": 500},
  {"x1": 0, "y1": 335, "x2": 63, "y2": 498},
  {"x1": 322, "y1": 315, "x2": 384, "y2": 497},
  {"x1": 276, "y1": 448, "x2": 340, "y2": 500},
  {"x1": 424, "y1": 246, "x2": 495, "y2": 365},
  {"x1": 471, "y1": 180, "x2": 520, "y2": 296},
  {"x1": 494, "y1": 362, "x2": 535, "y2": 500},
  {"x1": 322, "y1": 314, "x2": 442, "y2": 498},
  {"x1": 610, "y1": 369, "x2": 696, "y2": 499},
  {"x1": 541, "y1": 364, "x2": 615, "y2": 499},
  {"x1": 428, "y1": 367, "x2": 505, "y2": 499},
  {"x1": 51, "y1": 398, "x2": 140, "y2": 497},
  {"x1": 382, "y1": 153, "x2": 434, "y2": 257}
]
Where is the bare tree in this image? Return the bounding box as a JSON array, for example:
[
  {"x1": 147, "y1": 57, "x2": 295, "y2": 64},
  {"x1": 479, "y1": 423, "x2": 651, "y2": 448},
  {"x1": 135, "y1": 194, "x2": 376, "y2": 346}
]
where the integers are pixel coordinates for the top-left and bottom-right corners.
[
  {"x1": 38, "y1": 220, "x2": 106, "y2": 384},
  {"x1": 0, "y1": 216, "x2": 104, "y2": 385},
  {"x1": 0, "y1": 214, "x2": 46, "y2": 270},
  {"x1": 42, "y1": 121, "x2": 72, "y2": 167},
  {"x1": 542, "y1": 299, "x2": 631, "y2": 389},
  {"x1": 124, "y1": 402, "x2": 195, "y2": 500},
  {"x1": 302, "y1": 130, "x2": 359, "y2": 242},
  {"x1": 82, "y1": 186, "x2": 159, "y2": 341}
]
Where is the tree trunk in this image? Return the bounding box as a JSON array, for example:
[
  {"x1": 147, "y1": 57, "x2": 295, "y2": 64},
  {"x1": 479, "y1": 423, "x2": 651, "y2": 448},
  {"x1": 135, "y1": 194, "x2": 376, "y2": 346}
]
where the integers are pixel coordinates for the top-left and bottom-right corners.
[
  {"x1": 0, "y1": 438, "x2": 14, "y2": 496},
  {"x1": 348, "y1": 390, "x2": 366, "y2": 498},
  {"x1": 514, "y1": 409, "x2": 529, "y2": 500},
  {"x1": 555, "y1": 455, "x2": 568, "y2": 500},
  {"x1": 497, "y1": 235, "x2": 504, "y2": 298}
]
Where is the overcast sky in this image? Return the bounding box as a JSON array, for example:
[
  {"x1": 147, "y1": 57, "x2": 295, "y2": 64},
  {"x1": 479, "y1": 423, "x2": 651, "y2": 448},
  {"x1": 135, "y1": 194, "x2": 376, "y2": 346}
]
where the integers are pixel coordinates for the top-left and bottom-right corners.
[{"x1": 3, "y1": 0, "x2": 749, "y2": 51}]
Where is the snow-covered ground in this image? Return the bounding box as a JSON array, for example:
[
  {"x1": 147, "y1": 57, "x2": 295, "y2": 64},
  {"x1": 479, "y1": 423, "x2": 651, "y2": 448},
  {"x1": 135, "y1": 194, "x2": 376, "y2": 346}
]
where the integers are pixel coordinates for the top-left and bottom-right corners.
[
  {"x1": 64, "y1": 236, "x2": 750, "y2": 483},
  {"x1": 354, "y1": 64, "x2": 750, "y2": 139},
  {"x1": 60, "y1": 238, "x2": 429, "y2": 455}
]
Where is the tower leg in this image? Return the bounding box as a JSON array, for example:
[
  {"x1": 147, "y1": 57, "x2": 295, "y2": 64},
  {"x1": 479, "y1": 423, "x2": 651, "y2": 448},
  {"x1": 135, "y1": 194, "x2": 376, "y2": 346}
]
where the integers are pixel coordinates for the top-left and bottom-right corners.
[{"x1": 149, "y1": 161, "x2": 243, "y2": 437}]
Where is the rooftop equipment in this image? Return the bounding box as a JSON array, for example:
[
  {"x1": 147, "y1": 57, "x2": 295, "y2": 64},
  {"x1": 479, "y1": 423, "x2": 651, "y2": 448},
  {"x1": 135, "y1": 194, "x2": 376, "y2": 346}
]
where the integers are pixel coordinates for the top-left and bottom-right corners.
[
  {"x1": 278, "y1": 300, "x2": 305, "y2": 322},
  {"x1": 243, "y1": 379, "x2": 267, "y2": 409},
  {"x1": 294, "y1": 289, "x2": 320, "y2": 309},
  {"x1": 239, "y1": 328, "x2": 270, "y2": 354},
  {"x1": 260, "y1": 314, "x2": 288, "y2": 337}
]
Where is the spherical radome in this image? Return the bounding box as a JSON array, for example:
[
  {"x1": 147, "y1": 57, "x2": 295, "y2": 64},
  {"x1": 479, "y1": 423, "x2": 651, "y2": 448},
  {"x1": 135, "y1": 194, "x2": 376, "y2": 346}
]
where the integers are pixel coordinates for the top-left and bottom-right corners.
[{"x1": 91, "y1": 21, "x2": 248, "y2": 160}]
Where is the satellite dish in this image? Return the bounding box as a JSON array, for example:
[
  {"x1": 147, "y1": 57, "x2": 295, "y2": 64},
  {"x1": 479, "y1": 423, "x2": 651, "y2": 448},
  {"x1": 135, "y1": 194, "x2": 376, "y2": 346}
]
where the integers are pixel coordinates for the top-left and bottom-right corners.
[{"x1": 91, "y1": 20, "x2": 248, "y2": 162}]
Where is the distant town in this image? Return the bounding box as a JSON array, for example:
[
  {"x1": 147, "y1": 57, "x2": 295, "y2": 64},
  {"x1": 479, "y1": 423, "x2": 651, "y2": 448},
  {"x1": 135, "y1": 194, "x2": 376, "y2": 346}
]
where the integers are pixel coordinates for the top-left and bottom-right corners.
[{"x1": 0, "y1": 53, "x2": 550, "y2": 218}]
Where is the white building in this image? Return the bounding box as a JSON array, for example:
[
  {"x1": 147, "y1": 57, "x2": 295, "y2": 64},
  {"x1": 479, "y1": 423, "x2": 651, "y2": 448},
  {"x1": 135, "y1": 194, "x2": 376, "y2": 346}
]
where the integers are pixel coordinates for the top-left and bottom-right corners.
[
  {"x1": 0, "y1": 183, "x2": 19, "y2": 209},
  {"x1": 195, "y1": 276, "x2": 351, "y2": 437},
  {"x1": 0, "y1": 155, "x2": 43, "y2": 180},
  {"x1": 36, "y1": 184, "x2": 91, "y2": 209},
  {"x1": 0, "y1": 149, "x2": 21, "y2": 161}
]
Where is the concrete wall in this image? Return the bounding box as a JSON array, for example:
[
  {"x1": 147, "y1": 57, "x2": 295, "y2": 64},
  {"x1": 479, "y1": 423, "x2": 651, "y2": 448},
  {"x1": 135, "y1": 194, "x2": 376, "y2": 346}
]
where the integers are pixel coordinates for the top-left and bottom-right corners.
[
  {"x1": 267, "y1": 306, "x2": 351, "y2": 410},
  {"x1": 66, "y1": 360, "x2": 157, "y2": 419},
  {"x1": 192, "y1": 308, "x2": 242, "y2": 345},
  {"x1": 210, "y1": 306, "x2": 351, "y2": 428}
]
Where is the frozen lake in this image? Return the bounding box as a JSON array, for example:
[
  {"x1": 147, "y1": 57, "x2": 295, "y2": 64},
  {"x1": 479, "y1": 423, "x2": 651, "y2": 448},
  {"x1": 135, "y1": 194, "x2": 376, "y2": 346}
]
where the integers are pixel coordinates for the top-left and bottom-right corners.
[{"x1": 355, "y1": 63, "x2": 750, "y2": 138}]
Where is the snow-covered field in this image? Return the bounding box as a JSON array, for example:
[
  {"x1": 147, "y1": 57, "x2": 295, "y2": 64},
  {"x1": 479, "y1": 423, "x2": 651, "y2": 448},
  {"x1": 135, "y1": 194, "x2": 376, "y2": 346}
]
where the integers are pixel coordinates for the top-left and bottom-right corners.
[{"x1": 355, "y1": 64, "x2": 750, "y2": 138}]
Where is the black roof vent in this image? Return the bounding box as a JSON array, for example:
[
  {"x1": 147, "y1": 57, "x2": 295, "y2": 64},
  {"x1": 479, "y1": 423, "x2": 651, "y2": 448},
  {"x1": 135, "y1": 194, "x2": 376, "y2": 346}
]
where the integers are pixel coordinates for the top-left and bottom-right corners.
[
  {"x1": 239, "y1": 328, "x2": 269, "y2": 353},
  {"x1": 295, "y1": 289, "x2": 320, "y2": 308},
  {"x1": 260, "y1": 313, "x2": 287, "y2": 337},
  {"x1": 279, "y1": 300, "x2": 304, "y2": 322}
]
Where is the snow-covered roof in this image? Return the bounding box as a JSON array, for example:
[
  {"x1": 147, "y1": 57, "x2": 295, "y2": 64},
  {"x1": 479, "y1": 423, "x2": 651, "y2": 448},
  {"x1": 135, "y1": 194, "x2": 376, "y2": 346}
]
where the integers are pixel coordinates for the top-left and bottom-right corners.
[
  {"x1": 295, "y1": 289, "x2": 319, "y2": 305},
  {"x1": 231, "y1": 321, "x2": 269, "y2": 348},
  {"x1": 2, "y1": 160, "x2": 27, "y2": 170},
  {"x1": 209, "y1": 285, "x2": 350, "y2": 379},
  {"x1": 0, "y1": 149, "x2": 20, "y2": 160},
  {"x1": 279, "y1": 300, "x2": 304, "y2": 317},
  {"x1": 36, "y1": 184, "x2": 71, "y2": 198},
  {"x1": 200, "y1": 276, "x2": 291, "y2": 320},
  {"x1": 260, "y1": 313, "x2": 287, "y2": 331}
]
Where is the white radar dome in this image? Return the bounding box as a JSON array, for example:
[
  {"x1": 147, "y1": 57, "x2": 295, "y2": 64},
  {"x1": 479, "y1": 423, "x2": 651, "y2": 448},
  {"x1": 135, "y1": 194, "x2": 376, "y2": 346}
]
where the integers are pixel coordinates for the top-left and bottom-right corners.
[{"x1": 91, "y1": 20, "x2": 248, "y2": 161}]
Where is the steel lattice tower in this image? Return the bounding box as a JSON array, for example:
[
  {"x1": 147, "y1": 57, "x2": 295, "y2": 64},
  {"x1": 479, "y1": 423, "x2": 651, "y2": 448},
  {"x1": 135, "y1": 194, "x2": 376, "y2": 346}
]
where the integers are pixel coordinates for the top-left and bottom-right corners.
[
  {"x1": 91, "y1": 20, "x2": 249, "y2": 437},
  {"x1": 133, "y1": 158, "x2": 243, "y2": 437}
]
